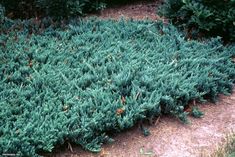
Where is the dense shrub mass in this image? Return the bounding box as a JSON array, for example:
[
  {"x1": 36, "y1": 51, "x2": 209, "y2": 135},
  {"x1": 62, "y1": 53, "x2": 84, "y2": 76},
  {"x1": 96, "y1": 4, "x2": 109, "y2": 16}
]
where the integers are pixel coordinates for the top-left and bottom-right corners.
[
  {"x1": 158, "y1": 0, "x2": 235, "y2": 41},
  {"x1": 0, "y1": 19, "x2": 235, "y2": 156},
  {"x1": 0, "y1": 0, "x2": 105, "y2": 18}
]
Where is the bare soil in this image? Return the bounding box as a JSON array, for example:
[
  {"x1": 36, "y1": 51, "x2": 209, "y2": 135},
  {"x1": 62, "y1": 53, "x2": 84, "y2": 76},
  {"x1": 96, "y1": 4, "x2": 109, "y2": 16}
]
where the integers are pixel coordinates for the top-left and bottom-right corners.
[
  {"x1": 89, "y1": 0, "x2": 161, "y2": 20},
  {"x1": 50, "y1": 92, "x2": 235, "y2": 157},
  {"x1": 49, "y1": 1, "x2": 235, "y2": 157}
]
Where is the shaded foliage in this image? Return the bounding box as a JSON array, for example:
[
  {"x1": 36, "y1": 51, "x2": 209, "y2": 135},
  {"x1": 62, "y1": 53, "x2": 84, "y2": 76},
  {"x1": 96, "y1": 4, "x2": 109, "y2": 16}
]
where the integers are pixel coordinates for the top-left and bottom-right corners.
[
  {"x1": 158, "y1": 0, "x2": 235, "y2": 41},
  {"x1": 0, "y1": 0, "x2": 106, "y2": 18}
]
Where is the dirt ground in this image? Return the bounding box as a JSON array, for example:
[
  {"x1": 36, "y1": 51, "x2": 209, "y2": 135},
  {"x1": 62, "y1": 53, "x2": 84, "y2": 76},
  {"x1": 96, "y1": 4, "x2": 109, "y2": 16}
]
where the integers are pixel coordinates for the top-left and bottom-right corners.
[
  {"x1": 50, "y1": 92, "x2": 235, "y2": 157},
  {"x1": 49, "y1": 1, "x2": 235, "y2": 157},
  {"x1": 89, "y1": 0, "x2": 161, "y2": 20}
]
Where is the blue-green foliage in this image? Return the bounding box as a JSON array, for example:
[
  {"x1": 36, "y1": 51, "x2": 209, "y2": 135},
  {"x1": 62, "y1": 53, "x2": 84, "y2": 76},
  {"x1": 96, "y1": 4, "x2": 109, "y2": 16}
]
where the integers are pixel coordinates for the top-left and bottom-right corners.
[
  {"x1": 191, "y1": 106, "x2": 204, "y2": 118},
  {"x1": 0, "y1": 19, "x2": 235, "y2": 156}
]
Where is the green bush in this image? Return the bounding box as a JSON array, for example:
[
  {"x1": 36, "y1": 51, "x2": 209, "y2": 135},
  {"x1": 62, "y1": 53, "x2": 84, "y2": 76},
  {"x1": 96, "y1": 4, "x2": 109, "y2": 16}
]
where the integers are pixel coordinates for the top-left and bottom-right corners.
[
  {"x1": 36, "y1": 0, "x2": 105, "y2": 16},
  {"x1": 0, "y1": 4, "x2": 4, "y2": 19},
  {"x1": 158, "y1": 0, "x2": 235, "y2": 41},
  {"x1": 1, "y1": 18, "x2": 235, "y2": 156},
  {"x1": 0, "y1": 0, "x2": 106, "y2": 18},
  {"x1": 0, "y1": 4, "x2": 7, "y2": 33}
]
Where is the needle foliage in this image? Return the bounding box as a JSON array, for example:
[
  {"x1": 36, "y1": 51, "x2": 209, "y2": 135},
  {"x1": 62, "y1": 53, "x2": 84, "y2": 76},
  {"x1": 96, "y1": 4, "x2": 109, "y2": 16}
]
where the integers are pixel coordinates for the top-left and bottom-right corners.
[{"x1": 0, "y1": 18, "x2": 235, "y2": 156}]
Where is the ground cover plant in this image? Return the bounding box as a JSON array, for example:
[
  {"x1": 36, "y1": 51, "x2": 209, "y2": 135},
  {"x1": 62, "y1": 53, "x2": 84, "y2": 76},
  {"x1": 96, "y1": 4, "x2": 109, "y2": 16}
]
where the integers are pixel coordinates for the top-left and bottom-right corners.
[
  {"x1": 0, "y1": 18, "x2": 235, "y2": 156},
  {"x1": 158, "y1": 0, "x2": 235, "y2": 42}
]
